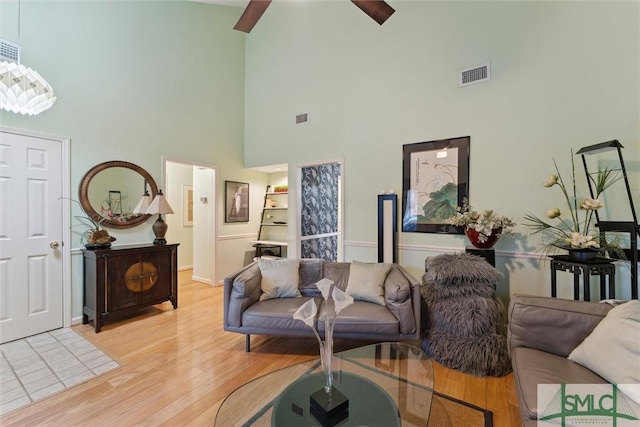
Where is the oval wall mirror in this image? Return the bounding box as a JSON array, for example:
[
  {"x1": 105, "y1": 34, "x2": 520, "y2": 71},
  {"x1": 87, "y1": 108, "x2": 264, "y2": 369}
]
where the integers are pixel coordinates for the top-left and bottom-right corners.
[{"x1": 78, "y1": 160, "x2": 158, "y2": 229}]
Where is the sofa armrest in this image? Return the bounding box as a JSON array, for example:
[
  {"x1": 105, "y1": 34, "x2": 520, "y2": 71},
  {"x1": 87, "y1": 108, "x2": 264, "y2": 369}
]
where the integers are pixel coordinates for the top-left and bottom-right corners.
[
  {"x1": 223, "y1": 262, "x2": 262, "y2": 328},
  {"x1": 384, "y1": 264, "x2": 420, "y2": 335},
  {"x1": 507, "y1": 294, "x2": 612, "y2": 358}
]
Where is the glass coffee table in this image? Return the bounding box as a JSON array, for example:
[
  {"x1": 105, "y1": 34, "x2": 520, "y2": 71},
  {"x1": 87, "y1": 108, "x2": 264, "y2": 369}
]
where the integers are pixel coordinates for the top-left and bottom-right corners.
[{"x1": 215, "y1": 342, "x2": 434, "y2": 426}]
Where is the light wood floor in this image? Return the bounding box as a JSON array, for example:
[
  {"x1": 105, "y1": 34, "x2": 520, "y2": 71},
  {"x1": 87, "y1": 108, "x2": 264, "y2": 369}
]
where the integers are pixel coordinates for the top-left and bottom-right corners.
[{"x1": 1, "y1": 270, "x2": 522, "y2": 426}]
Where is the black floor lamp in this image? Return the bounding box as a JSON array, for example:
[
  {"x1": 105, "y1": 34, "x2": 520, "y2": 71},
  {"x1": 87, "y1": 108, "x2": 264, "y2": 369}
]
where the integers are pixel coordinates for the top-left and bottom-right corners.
[{"x1": 576, "y1": 140, "x2": 639, "y2": 299}]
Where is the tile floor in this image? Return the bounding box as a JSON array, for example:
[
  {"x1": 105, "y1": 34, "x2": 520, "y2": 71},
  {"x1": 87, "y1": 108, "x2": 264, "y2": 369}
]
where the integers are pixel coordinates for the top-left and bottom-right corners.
[{"x1": 0, "y1": 328, "x2": 119, "y2": 416}]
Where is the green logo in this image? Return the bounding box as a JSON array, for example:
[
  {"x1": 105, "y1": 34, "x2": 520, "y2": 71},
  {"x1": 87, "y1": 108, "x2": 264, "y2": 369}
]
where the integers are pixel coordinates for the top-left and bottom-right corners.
[{"x1": 538, "y1": 384, "x2": 639, "y2": 426}]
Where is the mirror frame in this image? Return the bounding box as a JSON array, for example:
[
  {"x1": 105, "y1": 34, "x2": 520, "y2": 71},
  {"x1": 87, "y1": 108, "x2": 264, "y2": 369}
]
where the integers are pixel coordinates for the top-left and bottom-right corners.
[{"x1": 78, "y1": 160, "x2": 159, "y2": 229}]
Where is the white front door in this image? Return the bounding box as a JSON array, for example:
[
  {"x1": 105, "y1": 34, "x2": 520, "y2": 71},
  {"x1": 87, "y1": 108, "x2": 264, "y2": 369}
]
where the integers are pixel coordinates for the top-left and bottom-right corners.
[{"x1": 0, "y1": 131, "x2": 65, "y2": 343}]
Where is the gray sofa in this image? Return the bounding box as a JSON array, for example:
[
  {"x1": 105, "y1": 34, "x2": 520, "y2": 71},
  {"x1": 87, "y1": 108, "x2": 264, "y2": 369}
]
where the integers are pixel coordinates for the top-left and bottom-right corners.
[
  {"x1": 223, "y1": 259, "x2": 421, "y2": 351},
  {"x1": 508, "y1": 294, "x2": 613, "y2": 427}
]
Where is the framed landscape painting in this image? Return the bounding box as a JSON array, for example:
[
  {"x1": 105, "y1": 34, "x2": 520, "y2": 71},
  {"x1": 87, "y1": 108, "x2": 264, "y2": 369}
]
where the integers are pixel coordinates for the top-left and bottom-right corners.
[{"x1": 401, "y1": 136, "x2": 470, "y2": 234}]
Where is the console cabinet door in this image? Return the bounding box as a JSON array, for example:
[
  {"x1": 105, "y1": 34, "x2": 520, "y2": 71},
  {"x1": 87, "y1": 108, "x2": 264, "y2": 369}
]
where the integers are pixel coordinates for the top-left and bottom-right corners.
[{"x1": 106, "y1": 253, "x2": 145, "y2": 312}]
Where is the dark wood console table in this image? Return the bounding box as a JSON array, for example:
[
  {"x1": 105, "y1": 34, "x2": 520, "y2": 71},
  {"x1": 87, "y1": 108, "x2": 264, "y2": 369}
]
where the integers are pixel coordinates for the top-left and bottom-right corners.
[
  {"x1": 82, "y1": 243, "x2": 179, "y2": 332},
  {"x1": 550, "y1": 255, "x2": 615, "y2": 301}
]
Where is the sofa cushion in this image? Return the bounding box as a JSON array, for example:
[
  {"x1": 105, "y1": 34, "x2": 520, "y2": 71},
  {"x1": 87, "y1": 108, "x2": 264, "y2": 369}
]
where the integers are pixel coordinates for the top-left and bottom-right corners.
[
  {"x1": 299, "y1": 259, "x2": 324, "y2": 297},
  {"x1": 322, "y1": 262, "x2": 351, "y2": 291},
  {"x1": 345, "y1": 261, "x2": 392, "y2": 306},
  {"x1": 512, "y1": 347, "x2": 607, "y2": 421},
  {"x1": 567, "y1": 300, "x2": 640, "y2": 404},
  {"x1": 258, "y1": 258, "x2": 301, "y2": 300},
  {"x1": 318, "y1": 301, "x2": 399, "y2": 335},
  {"x1": 243, "y1": 297, "x2": 320, "y2": 330}
]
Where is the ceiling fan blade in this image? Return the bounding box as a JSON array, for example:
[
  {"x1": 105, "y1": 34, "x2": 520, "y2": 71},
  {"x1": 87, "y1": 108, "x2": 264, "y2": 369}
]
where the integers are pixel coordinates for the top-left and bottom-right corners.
[
  {"x1": 351, "y1": 0, "x2": 395, "y2": 25},
  {"x1": 234, "y1": 0, "x2": 272, "y2": 33}
]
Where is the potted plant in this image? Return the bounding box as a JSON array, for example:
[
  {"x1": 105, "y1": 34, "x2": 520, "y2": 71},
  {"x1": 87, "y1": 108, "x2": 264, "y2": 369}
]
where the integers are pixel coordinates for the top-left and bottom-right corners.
[
  {"x1": 523, "y1": 152, "x2": 624, "y2": 261},
  {"x1": 67, "y1": 198, "x2": 115, "y2": 248},
  {"x1": 447, "y1": 198, "x2": 516, "y2": 248}
]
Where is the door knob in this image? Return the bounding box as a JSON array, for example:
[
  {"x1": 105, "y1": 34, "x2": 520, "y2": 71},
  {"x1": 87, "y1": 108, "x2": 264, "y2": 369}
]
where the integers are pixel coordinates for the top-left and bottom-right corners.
[{"x1": 50, "y1": 241, "x2": 60, "y2": 249}]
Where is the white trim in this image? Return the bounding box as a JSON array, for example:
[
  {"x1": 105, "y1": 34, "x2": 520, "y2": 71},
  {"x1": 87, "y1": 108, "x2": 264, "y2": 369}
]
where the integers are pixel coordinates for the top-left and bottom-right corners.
[
  {"x1": 192, "y1": 275, "x2": 213, "y2": 285},
  {"x1": 218, "y1": 232, "x2": 258, "y2": 241},
  {"x1": 344, "y1": 239, "x2": 551, "y2": 260},
  {"x1": 1, "y1": 126, "x2": 72, "y2": 329},
  {"x1": 300, "y1": 232, "x2": 338, "y2": 241},
  {"x1": 178, "y1": 265, "x2": 193, "y2": 271}
]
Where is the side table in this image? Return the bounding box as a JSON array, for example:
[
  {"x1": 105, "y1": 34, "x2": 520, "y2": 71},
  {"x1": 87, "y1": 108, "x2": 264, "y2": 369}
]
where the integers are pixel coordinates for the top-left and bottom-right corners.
[
  {"x1": 465, "y1": 247, "x2": 496, "y2": 267},
  {"x1": 550, "y1": 256, "x2": 615, "y2": 301}
]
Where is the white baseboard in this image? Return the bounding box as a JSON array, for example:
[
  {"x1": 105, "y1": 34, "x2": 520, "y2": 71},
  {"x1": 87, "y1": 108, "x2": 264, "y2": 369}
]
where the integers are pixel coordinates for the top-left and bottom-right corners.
[
  {"x1": 178, "y1": 265, "x2": 193, "y2": 271},
  {"x1": 192, "y1": 275, "x2": 212, "y2": 285}
]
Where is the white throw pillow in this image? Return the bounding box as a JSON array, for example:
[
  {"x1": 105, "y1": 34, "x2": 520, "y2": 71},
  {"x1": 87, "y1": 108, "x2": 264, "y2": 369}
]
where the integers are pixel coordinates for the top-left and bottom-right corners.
[
  {"x1": 345, "y1": 261, "x2": 392, "y2": 306},
  {"x1": 568, "y1": 300, "x2": 640, "y2": 404},
  {"x1": 258, "y1": 258, "x2": 301, "y2": 301}
]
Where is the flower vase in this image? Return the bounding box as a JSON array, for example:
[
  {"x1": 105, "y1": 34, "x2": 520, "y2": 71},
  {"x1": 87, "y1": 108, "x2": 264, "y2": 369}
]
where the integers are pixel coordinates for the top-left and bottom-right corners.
[
  {"x1": 567, "y1": 248, "x2": 598, "y2": 262},
  {"x1": 322, "y1": 318, "x2": 334, "y2": 393},
  {"x1": 465, "y1": 227, "x2": 502, "y2": 249}
]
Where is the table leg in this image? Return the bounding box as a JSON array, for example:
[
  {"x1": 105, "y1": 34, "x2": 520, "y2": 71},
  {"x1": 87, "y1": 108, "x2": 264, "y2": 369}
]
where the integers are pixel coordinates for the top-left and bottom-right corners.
[
  {"x1": 573, "y1": 269, "x2": 580, "y2": 300},
  {"x1": 582, "y1": 269, "x2": 590, "y2": 301},
  {"x1": 600, "y1": 273, "x2": 606, "y2": 300},
  {"x1": 609, "y1": 270, "x2": 615, "y2": 299},
  {"x1": 551, "y1": 264, "x2": 557, "y2": 298}
]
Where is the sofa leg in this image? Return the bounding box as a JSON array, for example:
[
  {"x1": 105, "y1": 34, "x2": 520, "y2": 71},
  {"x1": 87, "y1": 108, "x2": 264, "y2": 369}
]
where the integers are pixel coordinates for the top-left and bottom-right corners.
[{"x1": 246, "y1": 334, "x2": 251, "y2": 352}]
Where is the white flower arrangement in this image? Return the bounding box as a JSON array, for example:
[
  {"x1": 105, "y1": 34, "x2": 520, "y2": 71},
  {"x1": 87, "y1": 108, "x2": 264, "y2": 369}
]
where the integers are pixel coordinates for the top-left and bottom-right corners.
[
  {"x1": 524, "y1": 152, "x2": 624, "y2": 256},
  {"x1": 446, "y1": 198, "x2": 516, "y2": 243}
]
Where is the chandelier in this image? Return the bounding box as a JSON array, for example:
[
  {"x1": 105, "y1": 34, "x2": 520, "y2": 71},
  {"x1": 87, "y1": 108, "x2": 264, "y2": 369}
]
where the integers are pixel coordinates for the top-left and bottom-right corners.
[
  {"x1": 0, "y1": 0, "x2": 56, "y2": 116},
  {"x1": 0, "y1": 61, "x2": 56, "y2": 116}
]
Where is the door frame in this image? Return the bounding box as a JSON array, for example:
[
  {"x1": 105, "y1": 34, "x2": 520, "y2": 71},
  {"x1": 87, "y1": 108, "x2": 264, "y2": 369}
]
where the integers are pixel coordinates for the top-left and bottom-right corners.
[
  {"x1": 162, "y1": 156, "x2": 218, "y2": 285},
  {"x1": 294, "y1": 158, "x2": 344, "y2": 261},
  {"x1": 0, "y1": 126, "x2": 72, "y2": 328}
]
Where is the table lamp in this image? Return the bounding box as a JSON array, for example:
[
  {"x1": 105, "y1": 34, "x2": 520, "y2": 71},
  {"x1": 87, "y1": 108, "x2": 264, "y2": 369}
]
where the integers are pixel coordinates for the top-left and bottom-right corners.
[
  {"x1": 146, "y1": 190, "x2": 174, "y2": 244},
  {"x1": 132, "y1": 188, "x2": 152, "y2": 216}
]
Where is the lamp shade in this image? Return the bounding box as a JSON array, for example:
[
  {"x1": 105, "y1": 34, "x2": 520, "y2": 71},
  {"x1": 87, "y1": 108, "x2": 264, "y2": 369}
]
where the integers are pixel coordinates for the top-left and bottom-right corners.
[
  {"x1": 146, "y1": 190, "x2": 174, "y2": 215},
  {"x1": 0, "y1": 61, "x2": 57, "y2": 116},
  {"x1": 132, "y1": 192, "x2": 152, "y2": 214}
]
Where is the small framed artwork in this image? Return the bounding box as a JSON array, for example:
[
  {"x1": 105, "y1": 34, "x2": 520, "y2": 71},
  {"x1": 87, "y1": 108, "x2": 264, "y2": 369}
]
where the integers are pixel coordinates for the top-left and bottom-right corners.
[
  {"x1": 225, "y1": 181, "x2": 249, "y2": 223},
  {"x1": 401, "y1": 136, "x2": 470, "y2": 234},
  {"x1": 183, "y1": 185, "x2": 193, "y2": 227},
  {"x1": 109, "y1": 190, "x2": 122, "y2": 215}
]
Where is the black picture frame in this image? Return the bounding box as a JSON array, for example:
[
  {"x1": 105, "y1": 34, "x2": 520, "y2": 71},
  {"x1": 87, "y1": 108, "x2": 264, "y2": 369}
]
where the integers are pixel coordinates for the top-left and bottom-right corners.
[
  {"x1": 225, "y1": 181, "x2": 249, "y2": 223},
  {"x1": 401, "y1": 136, "x2": 470, "y2": 234}
]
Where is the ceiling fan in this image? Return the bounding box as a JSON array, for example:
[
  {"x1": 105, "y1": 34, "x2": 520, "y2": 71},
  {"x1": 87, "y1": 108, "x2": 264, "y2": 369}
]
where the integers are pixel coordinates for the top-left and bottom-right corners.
[{"x1": 234, "y1": 0, "x2": 395, "y2": 33}]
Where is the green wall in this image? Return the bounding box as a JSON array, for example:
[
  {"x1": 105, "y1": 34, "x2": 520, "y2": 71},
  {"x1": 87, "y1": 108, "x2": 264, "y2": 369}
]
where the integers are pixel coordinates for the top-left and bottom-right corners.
[
  {"x1": 243, "y1": 1, "x2": 640, "y2": 300},
  {"x1": 1, "y1": 1, "x2": 638, "y2": 321},
  {"x1": 0, "y1": 1, "x2": 268, "y2": 320}
]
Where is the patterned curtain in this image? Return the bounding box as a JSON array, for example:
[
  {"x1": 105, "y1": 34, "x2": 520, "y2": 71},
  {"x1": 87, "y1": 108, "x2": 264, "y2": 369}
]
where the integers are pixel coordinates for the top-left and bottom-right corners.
[{"x1": 300, "y1": 163, "x2": 340, "y2": 261}]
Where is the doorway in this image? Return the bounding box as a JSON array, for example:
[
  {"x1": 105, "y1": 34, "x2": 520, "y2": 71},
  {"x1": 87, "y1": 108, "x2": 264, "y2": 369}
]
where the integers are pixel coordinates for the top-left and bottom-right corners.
[
  {"x1": 296, "y1": 160, "x2": 343, "y2": 261},
  {"x1": 164, "y1": 158, "x2": 217, "y2": 285},
  {"x1": 0, "y1": 127, "x2": 71, "y2": 343}
]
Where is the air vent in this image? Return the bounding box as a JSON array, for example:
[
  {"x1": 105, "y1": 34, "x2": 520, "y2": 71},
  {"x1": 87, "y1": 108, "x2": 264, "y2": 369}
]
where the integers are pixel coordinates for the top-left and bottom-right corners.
[
  {"x1": 460, "y1": 63, "x2": 490, "y2": 87},
  {"x1": 295, "y1": 112, "x2": 309, "y2": 125},
  {"x1": 0, "y1": 38, "x2": 20, "y2": 63}
]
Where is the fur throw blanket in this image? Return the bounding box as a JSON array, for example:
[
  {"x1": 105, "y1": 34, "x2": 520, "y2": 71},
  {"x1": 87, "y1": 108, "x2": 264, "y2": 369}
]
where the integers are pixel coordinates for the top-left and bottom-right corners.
[{"x1": 421, "y1": 253, "x2": 512, "y2": 377}]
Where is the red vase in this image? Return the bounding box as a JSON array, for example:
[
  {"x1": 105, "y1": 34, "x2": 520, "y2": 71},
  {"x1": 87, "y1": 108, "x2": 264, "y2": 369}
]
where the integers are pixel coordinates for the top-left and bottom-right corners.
[{"x1": 465, "y1": 227, "x2": 502, "y2": 249}]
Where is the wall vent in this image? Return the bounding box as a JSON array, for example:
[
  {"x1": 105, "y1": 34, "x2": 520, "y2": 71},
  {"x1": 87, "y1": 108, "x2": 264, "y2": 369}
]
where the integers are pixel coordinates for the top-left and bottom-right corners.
[
  {"x1": 460, "y1": 63, "x2": 490, "y2": 87},
  {"x1": 0, "y1": 38, "x2": 20, "y2": 63},
  {"x1": 295, "y1": 112, "x2": 309, "y2": 125}
]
